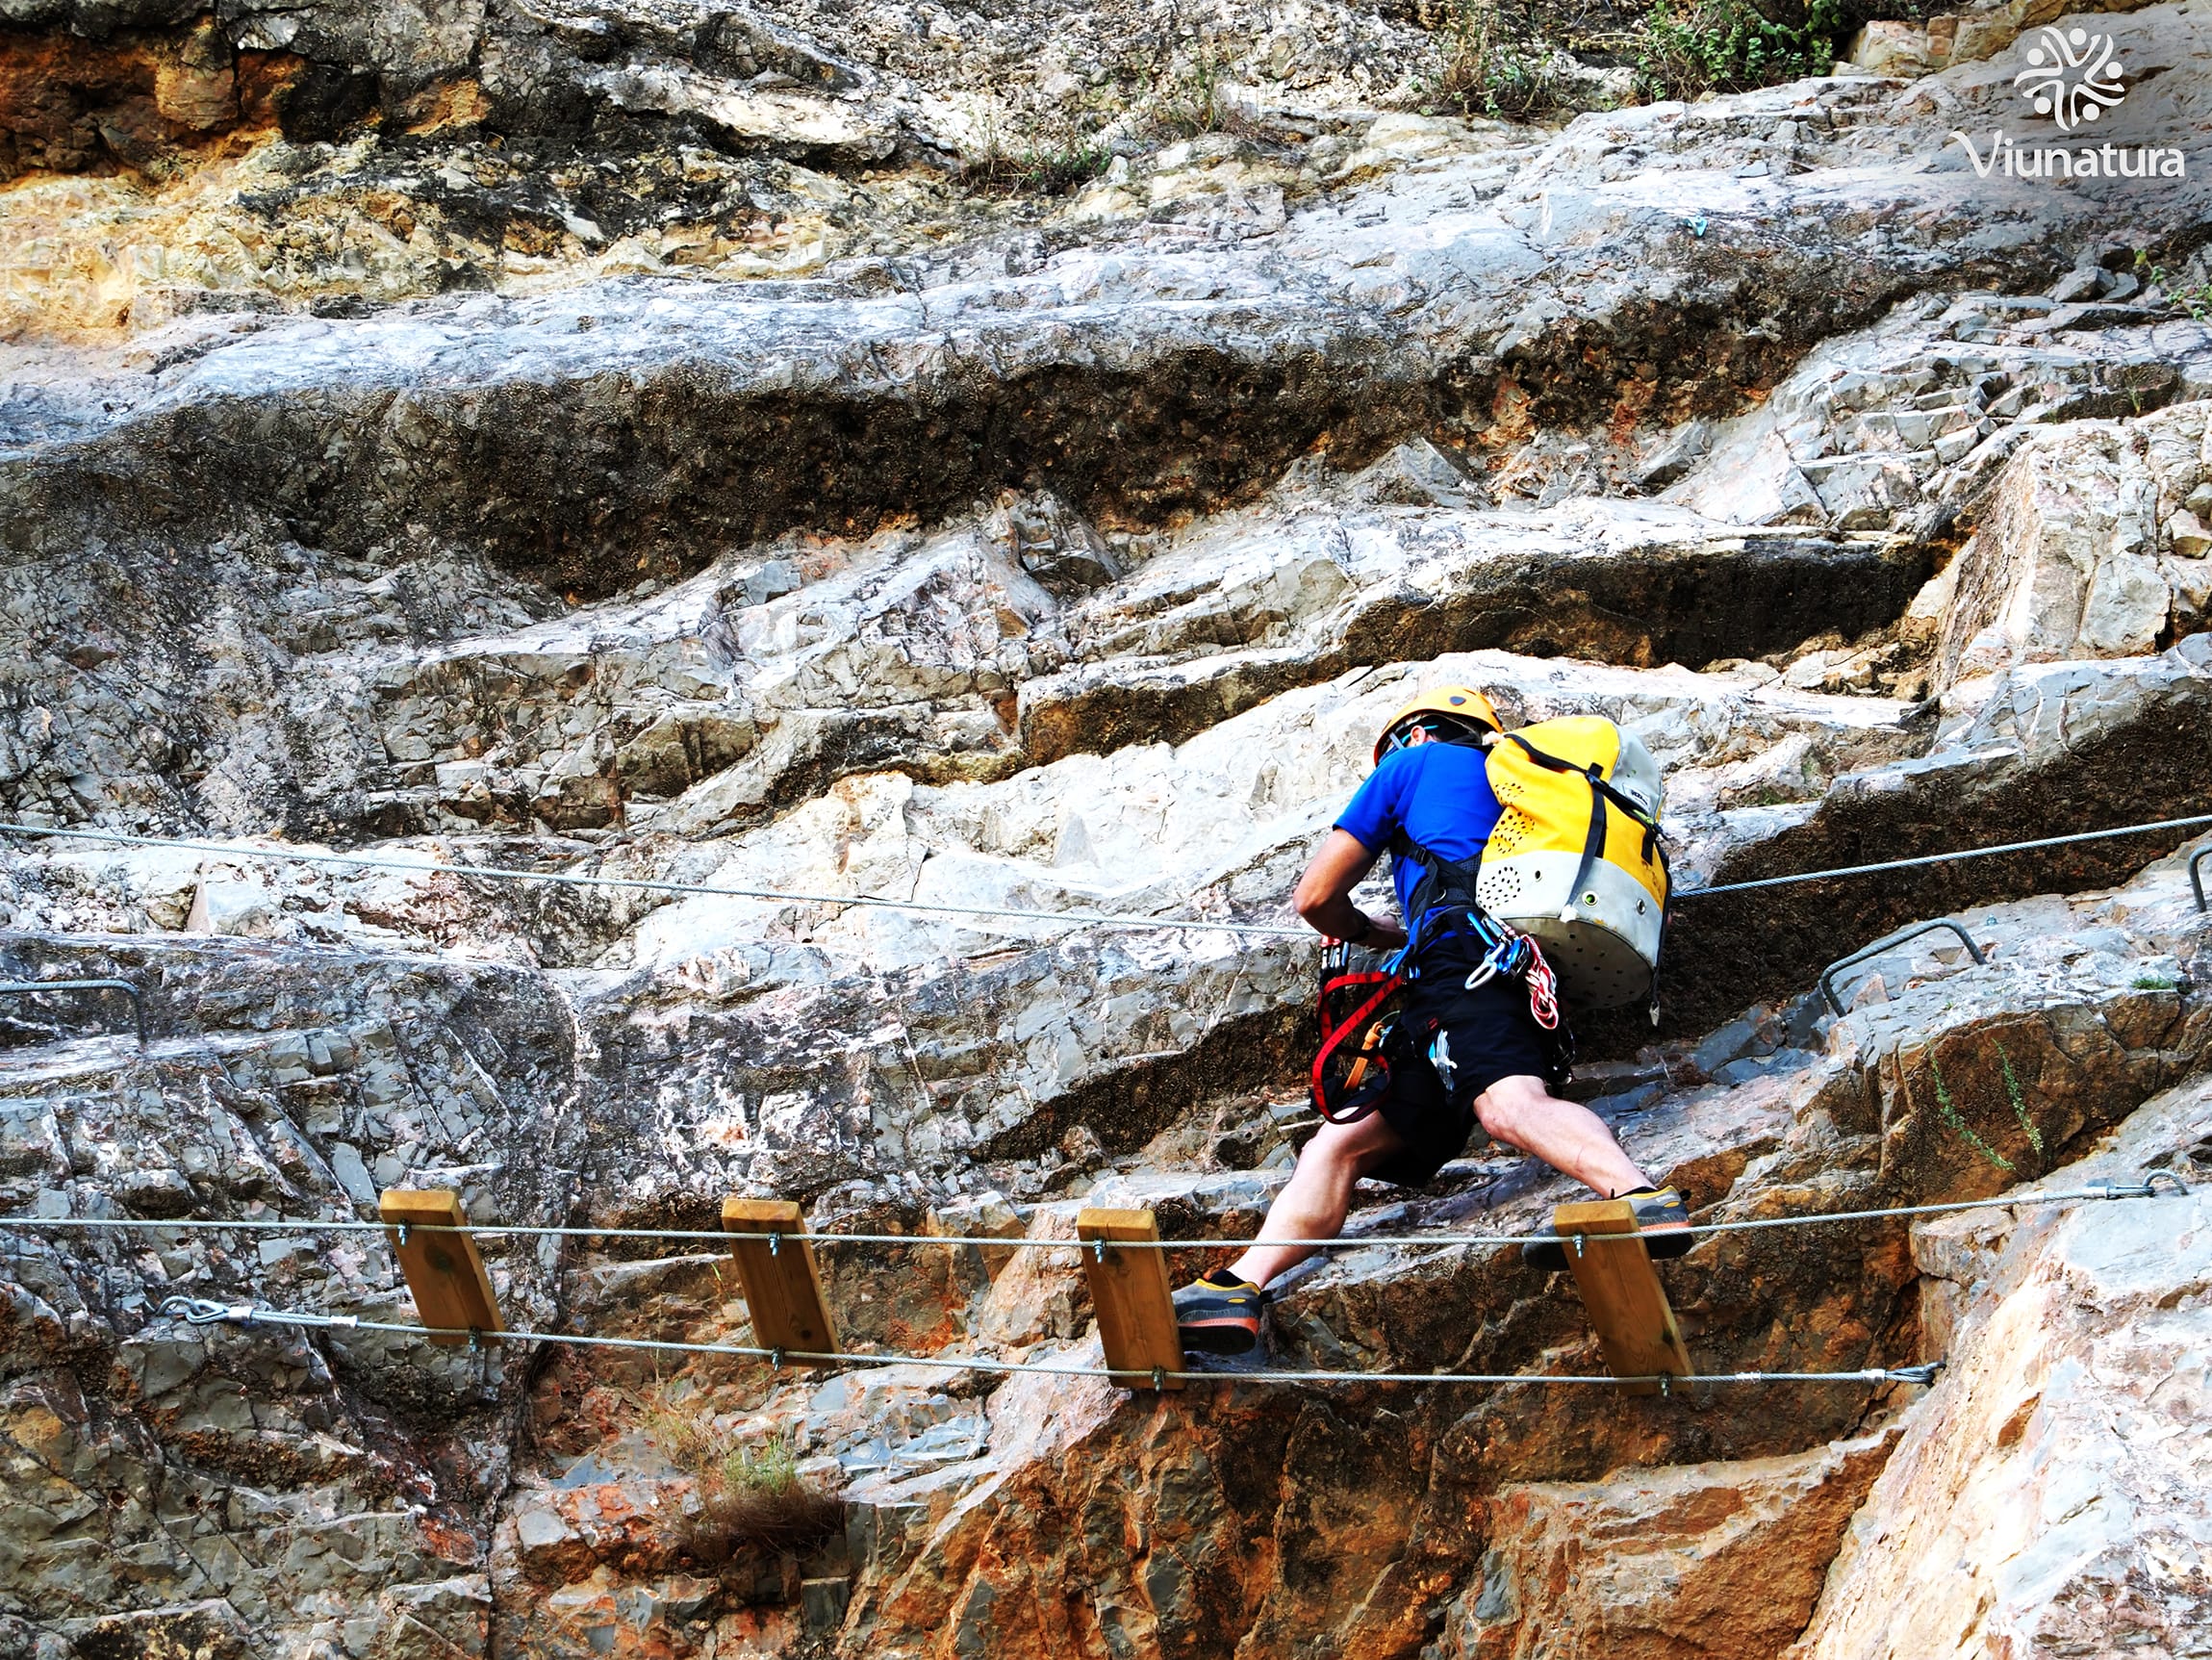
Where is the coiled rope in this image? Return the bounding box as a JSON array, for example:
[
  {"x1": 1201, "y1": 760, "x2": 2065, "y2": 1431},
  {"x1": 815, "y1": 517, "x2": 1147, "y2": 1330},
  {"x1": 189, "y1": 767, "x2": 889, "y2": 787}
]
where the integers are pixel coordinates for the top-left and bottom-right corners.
[
  {"x1": 5, "y1": 1175, "x2": 2185, "y2": 1254},
  {"x1": 151, "y1": 1295, "x2": 1945, "y2": 1391},
  {"x1": 5, "y1": 813, "x2": 2211, "y2": 941}
]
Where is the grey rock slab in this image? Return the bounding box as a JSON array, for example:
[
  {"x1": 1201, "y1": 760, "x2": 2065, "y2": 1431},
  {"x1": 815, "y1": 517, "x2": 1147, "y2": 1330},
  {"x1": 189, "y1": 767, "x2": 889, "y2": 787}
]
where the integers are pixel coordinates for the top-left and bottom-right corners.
[{"x1": 9, "y1": 63, "x2": 2208, "y2": 576}]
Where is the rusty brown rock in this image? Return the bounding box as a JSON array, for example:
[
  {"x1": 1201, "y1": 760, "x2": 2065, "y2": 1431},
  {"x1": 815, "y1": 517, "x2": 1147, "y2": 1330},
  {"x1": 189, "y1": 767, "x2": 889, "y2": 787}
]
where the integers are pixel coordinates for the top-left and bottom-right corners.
[{"x1": 1437, "y1": 1430, "x2": 1900, "y2": 1660}]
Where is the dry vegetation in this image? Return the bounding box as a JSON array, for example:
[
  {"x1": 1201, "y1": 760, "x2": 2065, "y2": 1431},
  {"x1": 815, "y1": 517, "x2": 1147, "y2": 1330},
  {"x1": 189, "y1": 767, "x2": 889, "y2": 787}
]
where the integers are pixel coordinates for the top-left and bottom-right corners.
[{"x1": 636, "y1": 1382, "x2": 846, "y2": 1563}]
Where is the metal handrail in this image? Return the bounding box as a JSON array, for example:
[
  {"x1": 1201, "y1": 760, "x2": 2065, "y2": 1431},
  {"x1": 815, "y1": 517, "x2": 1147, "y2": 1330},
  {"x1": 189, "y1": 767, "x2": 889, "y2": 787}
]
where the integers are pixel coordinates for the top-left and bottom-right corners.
[
  {"x1": 0, "y1": 979, "x2": 147, "y2": 1047},
  {"x1": 2191, "y1": 847, "x2": 2212, "y2": 912},
  {"x1": 1819, "y1": 921, "x2": 1986, "y2": 1017}
]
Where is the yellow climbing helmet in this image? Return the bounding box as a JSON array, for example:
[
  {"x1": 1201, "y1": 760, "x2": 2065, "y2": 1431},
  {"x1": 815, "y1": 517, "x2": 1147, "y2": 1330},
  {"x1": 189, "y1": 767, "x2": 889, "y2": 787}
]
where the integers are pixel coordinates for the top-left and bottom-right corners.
[{"x1": 1373, "y1": 686, "x2": 1502, "y2": 762}]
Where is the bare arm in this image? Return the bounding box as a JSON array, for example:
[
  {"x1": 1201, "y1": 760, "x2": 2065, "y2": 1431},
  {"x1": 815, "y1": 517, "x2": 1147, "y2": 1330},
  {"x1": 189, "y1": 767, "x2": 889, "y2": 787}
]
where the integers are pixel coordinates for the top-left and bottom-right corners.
[{"x1": 1293, "y1": 829, "x2": 1408, "y2": 951}]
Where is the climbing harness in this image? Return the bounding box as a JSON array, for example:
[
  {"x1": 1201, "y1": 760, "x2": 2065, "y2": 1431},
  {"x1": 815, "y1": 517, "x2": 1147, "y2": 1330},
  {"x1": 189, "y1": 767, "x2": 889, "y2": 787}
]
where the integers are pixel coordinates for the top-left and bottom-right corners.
[
  {"x1": 1311, "y1": 903, "x2": 1567, "y2": 1123},
  {"x1": 1311, "y1": 938, "x2": 1405, "y2": 1123}
]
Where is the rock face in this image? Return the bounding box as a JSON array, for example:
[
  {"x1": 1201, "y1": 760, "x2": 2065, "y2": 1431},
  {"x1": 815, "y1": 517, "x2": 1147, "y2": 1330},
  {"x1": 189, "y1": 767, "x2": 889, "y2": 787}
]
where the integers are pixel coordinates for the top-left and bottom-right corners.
[
  {"x1": 5, "y1": 2, "x2": 2212, "y2": 1657},
  {"x1": 1792, "y1": 1082, "x2": 2212, "y2": 1658}
]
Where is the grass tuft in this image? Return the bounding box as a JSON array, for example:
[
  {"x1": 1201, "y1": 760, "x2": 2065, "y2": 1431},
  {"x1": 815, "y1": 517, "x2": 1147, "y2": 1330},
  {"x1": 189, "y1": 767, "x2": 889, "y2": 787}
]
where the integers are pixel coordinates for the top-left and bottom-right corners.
[
  {"x1": 1427, "y1": 0, "x2": 1564, "y2": 119},
  {"x1": 1144, "y1": 48, "x2": 1261, "y2": 139},
  {"x1": 635, "y1": 1382, "x2": 844, "y2": 1563},
  {"x1": 971, "y1": 136, "x2": 1115, "y2": 196}
]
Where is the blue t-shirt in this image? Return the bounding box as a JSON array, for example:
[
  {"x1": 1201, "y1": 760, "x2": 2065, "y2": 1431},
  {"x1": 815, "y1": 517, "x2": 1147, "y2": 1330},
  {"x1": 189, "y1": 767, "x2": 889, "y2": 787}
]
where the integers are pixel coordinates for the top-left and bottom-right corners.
[{"x1": 1335, "y1": 743, "x2": 1504, "y2": 920}]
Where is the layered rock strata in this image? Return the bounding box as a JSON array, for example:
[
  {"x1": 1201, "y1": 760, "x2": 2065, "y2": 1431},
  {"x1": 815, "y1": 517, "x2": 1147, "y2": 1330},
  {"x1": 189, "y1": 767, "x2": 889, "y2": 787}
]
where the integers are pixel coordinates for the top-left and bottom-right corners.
[{"x1": 5, "y1": 5, "x2": 2212, "y2": 1657}]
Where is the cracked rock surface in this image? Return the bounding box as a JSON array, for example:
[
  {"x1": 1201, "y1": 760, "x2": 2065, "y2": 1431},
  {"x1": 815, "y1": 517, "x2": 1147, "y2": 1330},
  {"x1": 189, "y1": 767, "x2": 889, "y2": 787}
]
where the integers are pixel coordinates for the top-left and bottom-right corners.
[{"x1": 5, "y1": 2, "x2": 2212, "y2": 1656}]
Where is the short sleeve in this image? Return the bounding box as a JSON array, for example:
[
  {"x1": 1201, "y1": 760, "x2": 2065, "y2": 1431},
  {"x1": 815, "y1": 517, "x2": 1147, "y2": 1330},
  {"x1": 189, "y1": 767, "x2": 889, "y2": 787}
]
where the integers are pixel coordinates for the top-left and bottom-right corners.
[{"x1": 1334, "y1": 751, "x2": 1410, "y2": 852}]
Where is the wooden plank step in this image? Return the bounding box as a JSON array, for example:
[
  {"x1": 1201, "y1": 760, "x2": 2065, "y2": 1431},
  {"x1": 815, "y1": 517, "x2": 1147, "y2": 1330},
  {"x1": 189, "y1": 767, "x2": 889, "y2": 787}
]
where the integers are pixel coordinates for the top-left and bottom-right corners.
[
  {"x1": 722, "y1": 1196, "x2": 839, "y2": 1359},
  {"x1": 1552, "y1": 1197, "x2": 1693, "y2": 1396},
  {"x1": 1076, "y1": 1206, "x2": 1184, "y2": 1392},
  {"x1": 379, "y1": 1188, "x2": 503, "y2": 1347}
]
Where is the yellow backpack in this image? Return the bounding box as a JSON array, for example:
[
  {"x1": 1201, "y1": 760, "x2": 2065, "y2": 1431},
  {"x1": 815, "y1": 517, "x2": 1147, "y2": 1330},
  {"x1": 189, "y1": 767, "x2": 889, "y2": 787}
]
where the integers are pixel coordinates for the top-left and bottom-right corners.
[{"x1": 1477, "y1": 716, "x2": 1669, "y2": 1012}]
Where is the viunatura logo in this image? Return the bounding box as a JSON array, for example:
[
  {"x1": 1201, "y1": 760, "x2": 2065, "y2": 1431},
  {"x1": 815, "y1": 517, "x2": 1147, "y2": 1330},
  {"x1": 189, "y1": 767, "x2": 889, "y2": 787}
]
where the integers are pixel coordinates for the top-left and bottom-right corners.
[
  {"x1": 1949, "y1": 29, "x2": 2185, "y2": 180},
  {"x1": 2013, "y1": 26, "x2": 2126, "y2": 130}
]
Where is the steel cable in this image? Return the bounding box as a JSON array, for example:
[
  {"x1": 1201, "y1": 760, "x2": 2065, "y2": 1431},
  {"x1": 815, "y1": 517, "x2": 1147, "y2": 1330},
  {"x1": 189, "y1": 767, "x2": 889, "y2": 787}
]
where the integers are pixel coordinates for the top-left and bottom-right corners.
[
  {"x1": 9, "y1": 1175, "x2": 2184, "y2": 1253},
  {"x1": 154, "y1": 1296, "x2": 1945, "y2": 1389},
  {"x1": 7, "y1": 812, "x2": 2212, "y2": 941}
]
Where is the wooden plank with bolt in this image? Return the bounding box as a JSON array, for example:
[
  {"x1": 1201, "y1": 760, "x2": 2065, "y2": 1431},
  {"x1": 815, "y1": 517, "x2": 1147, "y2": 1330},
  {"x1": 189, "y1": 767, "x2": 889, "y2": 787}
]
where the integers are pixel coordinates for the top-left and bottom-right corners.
[
  {"x1": 722, "y1": 1197, "x2": 839, "y2": 1358},
  {"x1": 378, "y1": 1188, "x2": 503, "y2": 1348},
  {"x1": 1076, "y1": 1206, "x2": 1185, "y2": 1392},
  {"x1": 1552, "y1": 1197, "x2": 1694, "y2": 1396}
]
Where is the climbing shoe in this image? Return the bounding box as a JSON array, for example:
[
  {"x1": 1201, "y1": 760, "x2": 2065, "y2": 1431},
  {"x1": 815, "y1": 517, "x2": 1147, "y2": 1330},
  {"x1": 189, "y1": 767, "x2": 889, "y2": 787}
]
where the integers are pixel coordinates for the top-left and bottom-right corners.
[
  {"x1": 1520, "y1": 1187, "x2": 1692, "y2": 1273},
  {"x1": 1173, "y1": 1268, "x2": 1265, "y2": 1356}
]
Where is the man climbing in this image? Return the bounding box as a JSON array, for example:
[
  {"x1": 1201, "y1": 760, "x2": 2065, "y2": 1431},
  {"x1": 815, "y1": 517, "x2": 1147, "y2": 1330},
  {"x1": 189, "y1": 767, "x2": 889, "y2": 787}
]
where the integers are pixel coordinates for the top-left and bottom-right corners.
[{"x1": 1174, "y1": 687, "x2": 1690, "y2": 1356}]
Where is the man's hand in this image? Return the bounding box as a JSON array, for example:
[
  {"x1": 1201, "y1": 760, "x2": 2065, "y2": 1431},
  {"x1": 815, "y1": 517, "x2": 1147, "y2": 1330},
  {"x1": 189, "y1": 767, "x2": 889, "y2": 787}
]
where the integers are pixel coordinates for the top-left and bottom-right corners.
[{"x1": 1294, "y1": 829, "x2": 1407, "y2": 950}]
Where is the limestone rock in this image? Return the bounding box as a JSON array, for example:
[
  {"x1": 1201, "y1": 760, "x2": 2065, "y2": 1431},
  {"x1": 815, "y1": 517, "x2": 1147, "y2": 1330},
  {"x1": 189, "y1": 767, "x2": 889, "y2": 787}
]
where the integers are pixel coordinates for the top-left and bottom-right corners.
[
  {"x1": 1791, "y1": 1078, "x2": 2212, "y2": 1659},
  {"x1": 8, "y1": 3, "x2": 2212, "y2": 1652}
]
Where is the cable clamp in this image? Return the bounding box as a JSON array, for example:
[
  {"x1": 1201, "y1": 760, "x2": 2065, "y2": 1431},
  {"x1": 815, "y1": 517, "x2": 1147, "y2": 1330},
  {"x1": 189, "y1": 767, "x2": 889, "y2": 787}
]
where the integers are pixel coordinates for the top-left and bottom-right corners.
[
  {"x1": 1658, "y1": 1372, "x2": 1671, "y2": 1396},
  {"x1": 1152, "y1": 1366, "x2": 1166, "y2": 1392},
  {"x1": 2112, "y1": 1171, "x2": 2192, "y2": 1199},
  {"x1": 1883, "y1": 1360, "x2": 1945, "y2": 1386},
  {"x1": 770, "y1": 1346, "x2": 785, "y2": 1370},
  {"x1": 397, "y1": 1225, "x2": 412, "y2": 1248},
  {"x1": 1093, "y1": 1239, "x2": 1106, "y2": 1264},
  {"x1": 162, "y1": 1295, "x2": 249, "y2": 1326},
  {"x1": 768, "y1": 1232, "x2": 780, "y2": 1257}
]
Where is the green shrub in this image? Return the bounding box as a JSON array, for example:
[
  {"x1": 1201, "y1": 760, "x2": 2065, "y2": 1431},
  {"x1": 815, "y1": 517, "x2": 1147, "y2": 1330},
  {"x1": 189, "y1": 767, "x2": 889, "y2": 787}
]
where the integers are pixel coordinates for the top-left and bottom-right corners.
[{"x1": 1636, "y1": 0, "x2": 1843, "y2": 102}]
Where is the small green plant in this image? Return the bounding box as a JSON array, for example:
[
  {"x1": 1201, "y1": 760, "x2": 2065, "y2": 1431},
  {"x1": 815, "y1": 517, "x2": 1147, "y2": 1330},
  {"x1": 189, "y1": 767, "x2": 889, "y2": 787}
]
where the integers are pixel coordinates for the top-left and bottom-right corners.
[
  {"x1": 1927, "y1": 1052, "x2": 2015, "y2": 1173},
  {"x1": 1996, "y1": 1040, "x2": 2043, "y2": 1159},
  {"x1": 637, "y1": 1380, "x2": 741, "y2": 1475},
  {"x1": 2132, "y1": 251, "x2": 2212, "y2": 321},
  {"x1": 2131, "y1": 971, "x2": 2178, "y2": 991},
  {"x1": 1636, "y1": 0, "x2": 1842, "y2": 102}
]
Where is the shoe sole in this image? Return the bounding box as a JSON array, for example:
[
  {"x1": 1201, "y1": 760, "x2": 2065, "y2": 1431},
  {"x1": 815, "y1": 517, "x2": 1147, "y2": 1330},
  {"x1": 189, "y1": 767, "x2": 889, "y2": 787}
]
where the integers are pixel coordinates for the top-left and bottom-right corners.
[{"x1": 1177, "y1": 1317, "x2": 1261, "y2": 1357}]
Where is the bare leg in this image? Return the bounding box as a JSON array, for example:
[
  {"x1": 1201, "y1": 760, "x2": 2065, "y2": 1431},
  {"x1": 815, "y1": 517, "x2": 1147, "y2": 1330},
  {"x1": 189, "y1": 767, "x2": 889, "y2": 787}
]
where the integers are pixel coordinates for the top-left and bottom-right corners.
[
  {"x1": 1473, "y1": 1074, "x2": 1648, "y2": 1197},
  {"x1": 1229, "y1": 1111, "x2": 1408, "y2": 1289}
]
